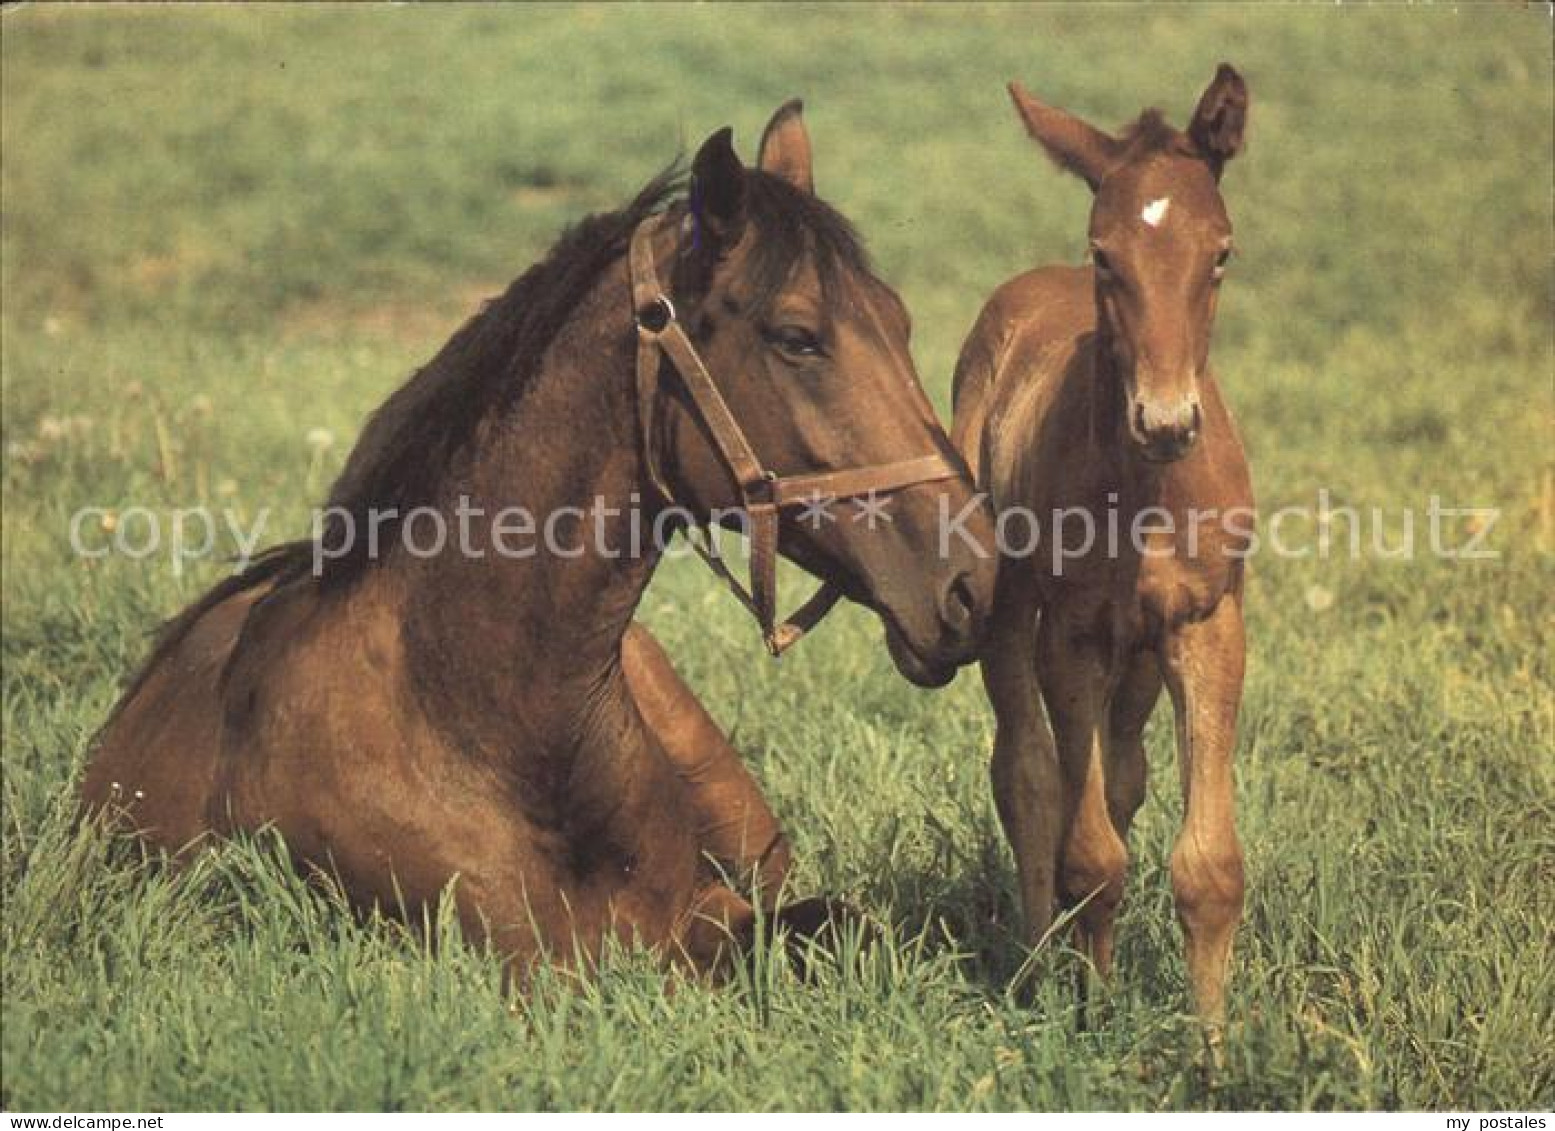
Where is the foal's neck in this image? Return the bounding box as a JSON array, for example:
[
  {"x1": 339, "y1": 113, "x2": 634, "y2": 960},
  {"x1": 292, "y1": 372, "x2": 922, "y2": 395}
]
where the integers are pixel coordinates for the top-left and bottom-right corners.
[{"x1": 393, "y1": 256, "x2": 661, "y2": 762}]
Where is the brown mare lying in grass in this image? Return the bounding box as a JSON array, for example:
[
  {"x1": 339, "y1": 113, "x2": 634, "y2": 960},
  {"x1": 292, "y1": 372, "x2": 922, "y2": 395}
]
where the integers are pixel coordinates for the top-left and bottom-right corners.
[
  {"x1": 952, "y1": 67, "x2": 1254, "y2": 1019},
  {"x1": 83, "y1": 103, "x2": 996, "y2": 979}
]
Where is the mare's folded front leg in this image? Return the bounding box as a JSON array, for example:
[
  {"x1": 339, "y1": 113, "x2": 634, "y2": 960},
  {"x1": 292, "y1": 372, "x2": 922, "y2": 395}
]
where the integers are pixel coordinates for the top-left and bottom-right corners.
[{"x1": 621, "y1": 623, "x2": 791, "y2": 905}]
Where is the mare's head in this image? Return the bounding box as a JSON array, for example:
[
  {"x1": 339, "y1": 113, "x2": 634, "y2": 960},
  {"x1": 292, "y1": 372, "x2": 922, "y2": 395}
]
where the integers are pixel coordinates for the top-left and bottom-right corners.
[
  {"x1": 660, "y1": 102, "x2": 995, "y2": 686},
  {"x1": 1010, "y1": 65, "x2": 1249, "y2": 462}
]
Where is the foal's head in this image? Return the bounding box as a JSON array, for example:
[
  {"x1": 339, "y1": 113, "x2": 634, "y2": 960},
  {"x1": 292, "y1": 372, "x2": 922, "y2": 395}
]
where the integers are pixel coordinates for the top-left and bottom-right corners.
[
  {"x1": 1010, "y1": 65, "x2": 1249, "y2": 462},
  {"x1": 660, "y1": 103, "x2": 995, "y2": 685}
]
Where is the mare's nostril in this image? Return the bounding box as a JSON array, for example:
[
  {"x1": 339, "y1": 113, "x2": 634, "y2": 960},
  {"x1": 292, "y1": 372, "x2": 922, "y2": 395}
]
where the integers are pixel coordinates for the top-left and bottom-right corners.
[
  {"x1": 1189, "y1": 402, "x2": 1203, "y2": 436},
  {"x1": 1133, "y1": 401, "x2": 1148, "y2": 438},
  {"x1": 941, "y1": 572, "x2": 976, "y2": 636}
]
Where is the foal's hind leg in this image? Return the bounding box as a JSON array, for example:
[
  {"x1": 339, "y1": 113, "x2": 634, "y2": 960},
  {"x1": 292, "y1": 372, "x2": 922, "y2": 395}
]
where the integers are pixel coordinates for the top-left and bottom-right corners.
[
  {"x1": 1160, "y1": 597, "x2": 1246, "y2": 1021},
  {"x1": 981, "y1": 579, "x2": 1062, "y2": 947},
  {"x1": 622, "y1": 623, "x2": 790, "y2": 904}
]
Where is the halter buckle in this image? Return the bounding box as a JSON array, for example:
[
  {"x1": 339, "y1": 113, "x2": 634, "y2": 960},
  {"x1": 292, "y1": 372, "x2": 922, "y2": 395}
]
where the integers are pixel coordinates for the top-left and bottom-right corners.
[{"x1": 743, "y1": 469, "x2": 778, "y2": 506}]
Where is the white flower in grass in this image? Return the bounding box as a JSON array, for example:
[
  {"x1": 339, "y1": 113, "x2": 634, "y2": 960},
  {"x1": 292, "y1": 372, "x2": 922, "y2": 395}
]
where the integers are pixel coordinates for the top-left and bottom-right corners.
[
  {"x1": 36, "y1": 415, "x2": 95, "y2": 446},
  {"x1": 306, "y1": 427, "x2": 336, "y2": 453},
  {"x1": 1303, "y1": 584, "x2": 1335, "y2": 613}
]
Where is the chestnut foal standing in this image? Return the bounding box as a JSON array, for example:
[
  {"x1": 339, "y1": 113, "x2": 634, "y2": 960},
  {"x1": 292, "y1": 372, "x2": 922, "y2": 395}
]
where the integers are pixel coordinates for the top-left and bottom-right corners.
[
  {"x1": 84, "y1": 104, "x2": 995, "y2": 980},
  {"x1": 952, "y1": 67, "x2": 1254, "y2": 1020}
]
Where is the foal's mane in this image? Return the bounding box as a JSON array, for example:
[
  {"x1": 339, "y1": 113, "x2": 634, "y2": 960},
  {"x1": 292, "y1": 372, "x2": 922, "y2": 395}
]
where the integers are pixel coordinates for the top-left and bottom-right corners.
[
  {"x1": 1116, "y1": 109, "x2": 1200, "y2": 166},
  {"x1": 115, "y1": 160, "x2": 873, "y2": 704}
]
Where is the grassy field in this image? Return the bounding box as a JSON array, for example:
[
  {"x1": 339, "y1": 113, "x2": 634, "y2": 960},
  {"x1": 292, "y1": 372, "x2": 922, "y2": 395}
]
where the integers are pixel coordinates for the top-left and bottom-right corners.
[{"x1": 3, "y1": 4, "x2": 1552, "y2": 1112}]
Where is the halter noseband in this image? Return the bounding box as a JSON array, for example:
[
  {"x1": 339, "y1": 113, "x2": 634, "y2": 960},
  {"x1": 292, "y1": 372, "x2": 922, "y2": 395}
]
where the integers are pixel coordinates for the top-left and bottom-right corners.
[{"x1": 628, "y1": 212, "x2": 959, "y2": 656}]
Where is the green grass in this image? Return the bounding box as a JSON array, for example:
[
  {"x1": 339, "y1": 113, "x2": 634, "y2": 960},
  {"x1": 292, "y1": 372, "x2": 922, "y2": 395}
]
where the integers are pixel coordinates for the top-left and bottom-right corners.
[{"x1": 3, "y1": 3, "x2": 1553, "y2": 1112}]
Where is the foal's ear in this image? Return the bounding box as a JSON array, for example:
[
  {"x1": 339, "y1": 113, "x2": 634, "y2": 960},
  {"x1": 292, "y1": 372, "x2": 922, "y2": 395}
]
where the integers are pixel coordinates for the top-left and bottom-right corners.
[
  {"x1": 691, "y1": 126, "x2": 748, "y2": 253},
  {"x1": 757, "y1": 98, "x2": 814, "y2": 194},
  {"x1": 1008, "y1": 81, "x2": 1125, "y2": 192},
  {"x1": 1188, "y1": 63, "x2": 1248, "y2": 180}
]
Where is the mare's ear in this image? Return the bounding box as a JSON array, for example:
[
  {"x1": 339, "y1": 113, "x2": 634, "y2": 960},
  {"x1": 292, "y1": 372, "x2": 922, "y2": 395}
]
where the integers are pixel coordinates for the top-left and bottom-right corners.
[
  {"x1": 1008, "y1": 80, "x2": 1125, "y2": 192},
  {"x1": 690, "y1": 127, "x2": 747, "y2": 256},
  {"x1": 1188, "y1": 63, "x2": 1248, "y2": 180},
  {"x1": 757, "y1": 98, "x2": 814, "y2": 194}
]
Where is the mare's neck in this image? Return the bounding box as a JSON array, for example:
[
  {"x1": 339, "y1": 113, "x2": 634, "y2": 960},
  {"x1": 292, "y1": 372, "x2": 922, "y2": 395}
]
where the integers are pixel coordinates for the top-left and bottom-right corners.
[{"x1": 393, "y1": 253, "x2": 663, "y2": 762}]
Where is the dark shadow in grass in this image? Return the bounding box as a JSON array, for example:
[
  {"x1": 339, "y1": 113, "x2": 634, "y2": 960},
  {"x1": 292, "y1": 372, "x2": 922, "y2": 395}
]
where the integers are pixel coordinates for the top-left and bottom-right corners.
[
  {"x1": 861, "y1": 835, "x2": 1041, "y2": 992},
  {"x1": 850, "y1": 811, "x2": 1204, "y2": 1027}
]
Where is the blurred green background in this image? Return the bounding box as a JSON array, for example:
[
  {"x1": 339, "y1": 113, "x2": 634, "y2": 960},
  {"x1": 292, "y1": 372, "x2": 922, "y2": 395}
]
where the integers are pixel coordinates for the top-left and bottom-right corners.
[{"x1": 3, "y1": 3, "x2": 1551, "y2": 1111}]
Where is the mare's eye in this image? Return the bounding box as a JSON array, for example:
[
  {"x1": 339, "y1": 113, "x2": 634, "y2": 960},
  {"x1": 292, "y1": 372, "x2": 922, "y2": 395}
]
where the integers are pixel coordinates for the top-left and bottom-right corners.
[
  {"x1": 766, "y1": 325, "x2": 824, "y2": 359},
  {"x1": 1213, "y1": 245, "x2": 1234, "y2": 279}
]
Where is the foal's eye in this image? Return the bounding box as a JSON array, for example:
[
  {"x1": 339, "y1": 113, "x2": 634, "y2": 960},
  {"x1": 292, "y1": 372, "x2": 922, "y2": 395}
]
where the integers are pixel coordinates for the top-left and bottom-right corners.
[
  {"x1": 1213, "y1": 246, "x2": 1234, "y2": 280},
  {"x1": 1091, "y1": 247, "x2": 1114, "y2": 277},
  {"x1": 766, "y1": 325, "x2": 825, "y2": 359}
]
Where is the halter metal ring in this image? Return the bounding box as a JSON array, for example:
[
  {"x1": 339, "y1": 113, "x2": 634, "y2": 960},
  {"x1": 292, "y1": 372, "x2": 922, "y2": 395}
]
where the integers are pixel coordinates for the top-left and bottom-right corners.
[{"x1": 635, "y1": 294, "x2": 675, "y2": 334}]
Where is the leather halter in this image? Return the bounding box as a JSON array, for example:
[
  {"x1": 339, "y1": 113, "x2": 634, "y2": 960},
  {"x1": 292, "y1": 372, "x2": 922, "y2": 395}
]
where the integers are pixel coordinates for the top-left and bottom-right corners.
[{"x1": 628, "y1": 212, "x2": 960, "y2": 656}]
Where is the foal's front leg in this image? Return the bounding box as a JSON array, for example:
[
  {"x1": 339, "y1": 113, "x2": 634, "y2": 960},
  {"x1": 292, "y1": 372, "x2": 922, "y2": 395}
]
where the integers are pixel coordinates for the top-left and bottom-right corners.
[
  {"x1": 1160, "y1": 595, "x2": 1247, "y2": 1022},
  {"x1": 1036, "y1": 614, "x2": 1129, "y2": 979}
]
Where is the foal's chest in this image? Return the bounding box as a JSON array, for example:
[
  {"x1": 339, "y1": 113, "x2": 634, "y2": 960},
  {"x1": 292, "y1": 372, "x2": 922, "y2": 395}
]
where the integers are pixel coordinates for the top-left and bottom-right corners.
[{"x1": 1039, "y1": 503, "x2": 1245, "y2": 648}]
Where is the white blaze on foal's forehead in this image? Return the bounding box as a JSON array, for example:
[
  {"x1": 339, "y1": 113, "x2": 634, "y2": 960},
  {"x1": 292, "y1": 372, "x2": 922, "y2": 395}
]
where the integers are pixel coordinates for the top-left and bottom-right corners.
[{"x1": 1140, "y1": 197, "x2": 1171, "y2": 228}]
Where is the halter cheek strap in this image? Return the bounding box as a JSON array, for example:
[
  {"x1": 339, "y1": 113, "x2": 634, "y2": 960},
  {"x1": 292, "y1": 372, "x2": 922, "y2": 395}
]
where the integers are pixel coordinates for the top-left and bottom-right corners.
[{"x1": 628, "y1": 213, "x2": 959, "y2": 656}]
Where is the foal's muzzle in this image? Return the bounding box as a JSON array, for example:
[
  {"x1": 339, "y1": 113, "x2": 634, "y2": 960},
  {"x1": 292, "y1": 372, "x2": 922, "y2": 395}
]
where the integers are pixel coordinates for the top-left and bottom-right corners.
[{"x1": 1130, "y1": 393, "x2": 1203, "y2": 463}]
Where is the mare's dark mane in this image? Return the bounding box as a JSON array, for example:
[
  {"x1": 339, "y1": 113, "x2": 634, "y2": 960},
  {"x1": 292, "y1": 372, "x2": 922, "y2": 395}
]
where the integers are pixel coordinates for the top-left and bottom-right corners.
[
  {"x1": 322, "y1": 164, "x2": 869, "y2": 582},
  {"x1": 317, "y1": 168, "x2": 684, "y2": 581}
]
